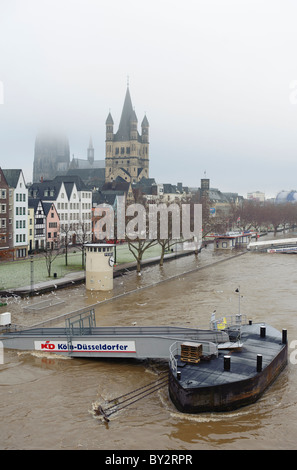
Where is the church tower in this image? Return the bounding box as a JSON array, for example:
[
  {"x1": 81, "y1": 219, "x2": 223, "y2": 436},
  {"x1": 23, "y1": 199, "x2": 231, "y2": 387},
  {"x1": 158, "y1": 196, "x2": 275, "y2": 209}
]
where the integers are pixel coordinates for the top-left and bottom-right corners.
[
  {"x1": 105, "y1": 86, "x2": 149, "y2": 183},
  {"x1": 87, "y1": 137, "x2": 94, "y2": 165}
]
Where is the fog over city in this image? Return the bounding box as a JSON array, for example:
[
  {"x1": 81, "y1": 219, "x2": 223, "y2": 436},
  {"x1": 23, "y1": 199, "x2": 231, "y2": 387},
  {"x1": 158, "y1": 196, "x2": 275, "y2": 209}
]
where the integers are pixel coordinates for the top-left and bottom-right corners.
[{"x1": 1, "y1": 0, "x2": 297, "y2": 198}]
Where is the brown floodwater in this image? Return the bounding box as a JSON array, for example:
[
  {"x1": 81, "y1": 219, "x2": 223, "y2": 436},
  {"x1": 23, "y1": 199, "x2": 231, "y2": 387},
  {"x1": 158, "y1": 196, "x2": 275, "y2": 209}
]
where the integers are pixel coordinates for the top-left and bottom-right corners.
[{"x1": 1, "y1": 239, "x2": 297, "y2": 450}]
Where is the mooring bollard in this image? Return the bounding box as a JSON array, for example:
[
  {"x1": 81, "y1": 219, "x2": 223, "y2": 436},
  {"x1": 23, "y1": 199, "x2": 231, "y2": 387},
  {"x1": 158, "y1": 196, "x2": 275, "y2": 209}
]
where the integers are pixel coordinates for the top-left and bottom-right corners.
[
  {"x1": 282, "y1": 329, "x2": 287, "y2": 344},
  {"x1": 224, "y1": 355, "x2": 231, "y2": 371},
  {"x1": 260, "y1": 326, "x2": 266, "y2": 338},
  {"x1": 177, "y1": 371, "x2": 181, "y2": 380},
  {"x1": 257, "y1": 354, "x2": 262, "y2": 372},
  {"x1": 249, "y1": 320, "x2": 253, "y2": 325}
]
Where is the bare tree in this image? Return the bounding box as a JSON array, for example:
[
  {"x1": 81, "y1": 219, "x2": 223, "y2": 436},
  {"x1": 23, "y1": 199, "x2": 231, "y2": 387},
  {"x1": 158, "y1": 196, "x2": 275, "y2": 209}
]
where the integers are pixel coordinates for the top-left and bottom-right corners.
[
  {"x1": 154, "y1": 204, "x2": 182, "y2": 266},
  {"x1": 60, "y1": 223, "x2": 72, "y2": 266},
  {"x1": 74, "y1": 221, "x2": 92, "y2": 268},
  {"x1": 127, "y1": 238, "x2": 158, "y2": 273},
  {"x1": 125, "y1": 195, "x2": 158, "y2": 273},
  {"x1": 43, "y1": 245, "x2": 60, "y2": 277}
]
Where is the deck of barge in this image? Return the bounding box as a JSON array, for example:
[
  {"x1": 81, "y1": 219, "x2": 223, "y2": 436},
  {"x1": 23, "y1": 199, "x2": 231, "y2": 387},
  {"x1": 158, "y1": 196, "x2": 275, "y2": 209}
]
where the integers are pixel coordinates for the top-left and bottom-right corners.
[
  {"x1": 169, "y1": 323, "x2": 288, "y2": 412},
  {"x1": 173, "y1": 324, "x2": 284, "y2": 388}
]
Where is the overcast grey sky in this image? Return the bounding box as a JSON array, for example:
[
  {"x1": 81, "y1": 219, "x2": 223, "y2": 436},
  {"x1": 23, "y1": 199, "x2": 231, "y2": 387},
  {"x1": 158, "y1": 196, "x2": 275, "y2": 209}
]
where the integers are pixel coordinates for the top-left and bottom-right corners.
[{"x1": 1, "y1": 0, "x2": 297, "y2": 197}]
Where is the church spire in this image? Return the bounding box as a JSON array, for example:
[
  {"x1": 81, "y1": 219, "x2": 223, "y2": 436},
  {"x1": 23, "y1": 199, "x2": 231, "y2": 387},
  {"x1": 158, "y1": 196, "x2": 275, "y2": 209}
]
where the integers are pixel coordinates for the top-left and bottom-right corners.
[
  {"x1": 87, "y1": 136, "x2": 94, "y2": 164},
  {"x1": 114, "y1": 86, "x2": 135, "y2": 141}
]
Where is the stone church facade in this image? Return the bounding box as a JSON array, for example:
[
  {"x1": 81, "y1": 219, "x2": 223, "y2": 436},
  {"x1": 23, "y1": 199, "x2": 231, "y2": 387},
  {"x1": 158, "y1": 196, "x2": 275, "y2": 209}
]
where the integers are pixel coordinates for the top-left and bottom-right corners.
[{"x1": 105, "y1": 86, "x2": 149, "y2": 183}]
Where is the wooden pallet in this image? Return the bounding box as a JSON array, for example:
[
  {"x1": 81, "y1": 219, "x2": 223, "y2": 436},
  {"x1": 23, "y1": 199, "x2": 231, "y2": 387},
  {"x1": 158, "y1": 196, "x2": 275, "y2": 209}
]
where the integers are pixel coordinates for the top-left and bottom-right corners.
[{"x1": 180, "y1": 342, "x2": 202, "y2": 363}]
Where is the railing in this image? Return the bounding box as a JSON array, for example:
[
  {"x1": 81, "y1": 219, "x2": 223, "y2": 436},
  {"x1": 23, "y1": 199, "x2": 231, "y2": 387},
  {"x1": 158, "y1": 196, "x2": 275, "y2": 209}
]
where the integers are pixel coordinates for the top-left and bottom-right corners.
[
  {"x1": 169, "y1": 340, "x2": 218, "y2": 376},
  {"x1": 210, "y1": 314, "x2": 248, "y2": 331},
  {"x1": 65, "y1": 309, "x2": 96, "y2": 354}
]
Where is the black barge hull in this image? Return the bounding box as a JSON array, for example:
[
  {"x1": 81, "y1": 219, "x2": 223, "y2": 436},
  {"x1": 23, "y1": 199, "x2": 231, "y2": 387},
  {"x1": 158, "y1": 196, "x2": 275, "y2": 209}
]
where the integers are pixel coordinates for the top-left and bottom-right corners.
[{"x1": 169, "y1": 324, "x2": 288, "y2": 413}]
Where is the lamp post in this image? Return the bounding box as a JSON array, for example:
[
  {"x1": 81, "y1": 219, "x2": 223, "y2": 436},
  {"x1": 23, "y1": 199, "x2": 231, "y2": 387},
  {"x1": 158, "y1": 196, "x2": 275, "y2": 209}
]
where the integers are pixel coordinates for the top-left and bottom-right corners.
[{"x1": 30, "y1": 255, "x2": 34, "y2": 295}]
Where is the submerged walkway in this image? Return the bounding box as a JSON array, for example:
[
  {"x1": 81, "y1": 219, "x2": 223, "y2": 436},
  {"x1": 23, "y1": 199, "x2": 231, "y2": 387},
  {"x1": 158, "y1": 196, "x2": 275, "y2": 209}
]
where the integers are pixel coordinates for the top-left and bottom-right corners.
[{"x1": 0, "y1": 249, "x2": 197, "y2": 297}]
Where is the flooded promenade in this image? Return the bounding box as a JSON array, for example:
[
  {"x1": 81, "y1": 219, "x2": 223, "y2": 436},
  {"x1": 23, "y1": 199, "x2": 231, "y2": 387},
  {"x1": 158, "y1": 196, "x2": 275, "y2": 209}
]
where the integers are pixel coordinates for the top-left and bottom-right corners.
[{"x1": 0, "y1": 241, "x2": 297, "y2": 450}]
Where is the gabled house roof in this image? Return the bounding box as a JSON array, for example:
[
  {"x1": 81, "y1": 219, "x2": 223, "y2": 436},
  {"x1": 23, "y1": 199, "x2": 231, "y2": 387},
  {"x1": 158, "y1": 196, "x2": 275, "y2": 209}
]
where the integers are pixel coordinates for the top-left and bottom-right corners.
[
  {"x1": 2, "y1": 169, "x2": 24, "y2": 188},
  {"x1": 28, "y1": 198, "x2": 44, "y2": 213},
  {"x1": 42, "y1": 201, "x2": 58, "y2": 217},
  {"x1": 29, "y1": 175, "x2": 88, "y2": 200}
]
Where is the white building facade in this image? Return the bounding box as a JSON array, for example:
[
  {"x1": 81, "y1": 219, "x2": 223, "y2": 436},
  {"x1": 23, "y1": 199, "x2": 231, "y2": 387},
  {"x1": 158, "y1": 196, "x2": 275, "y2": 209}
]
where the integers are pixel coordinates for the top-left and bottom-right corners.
[{"x1": 3, "y1": 169, "x2": 28, "y2": 259}]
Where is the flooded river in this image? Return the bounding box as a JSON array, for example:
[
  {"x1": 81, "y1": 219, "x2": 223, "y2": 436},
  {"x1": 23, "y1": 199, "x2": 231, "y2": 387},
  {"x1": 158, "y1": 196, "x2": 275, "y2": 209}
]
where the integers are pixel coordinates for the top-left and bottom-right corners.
[{"x1": 1, "y1": 240, "x2": 297, "y2": 450}]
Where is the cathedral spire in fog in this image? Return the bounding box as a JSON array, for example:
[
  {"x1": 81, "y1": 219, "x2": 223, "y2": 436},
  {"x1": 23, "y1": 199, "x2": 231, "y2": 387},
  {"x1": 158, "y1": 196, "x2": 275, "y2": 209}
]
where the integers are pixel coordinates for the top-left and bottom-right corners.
[{"x1": 33, "y1": 133, "x2": 70, "y2": 183}]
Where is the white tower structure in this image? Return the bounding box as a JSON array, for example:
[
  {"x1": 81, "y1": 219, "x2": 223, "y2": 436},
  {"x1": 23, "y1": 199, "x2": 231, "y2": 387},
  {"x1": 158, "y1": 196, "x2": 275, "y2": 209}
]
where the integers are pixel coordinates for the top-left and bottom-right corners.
[{"x1": 85, "y1": 244, "x2": 114, "y2": 291}]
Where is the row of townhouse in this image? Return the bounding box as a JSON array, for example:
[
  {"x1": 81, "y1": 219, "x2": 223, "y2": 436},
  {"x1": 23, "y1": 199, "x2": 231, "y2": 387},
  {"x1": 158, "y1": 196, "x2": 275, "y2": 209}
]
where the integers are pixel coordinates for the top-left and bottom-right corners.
[
  {"x1": 29, "y1": 175, "x2": 93, "y2": 246},
  {"x1": 27, "y1": 199, "x2": 60, "y2": 252},
  {"x1": 0, "y1": 168, "x2": 93, "y2": 260}
]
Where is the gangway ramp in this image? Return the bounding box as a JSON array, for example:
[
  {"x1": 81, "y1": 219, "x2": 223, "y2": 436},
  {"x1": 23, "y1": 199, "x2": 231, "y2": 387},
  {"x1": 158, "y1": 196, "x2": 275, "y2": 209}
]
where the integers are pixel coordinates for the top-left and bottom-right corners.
[
  {"x1": 248, "y1": 237, "x2": 297, "y2": 251},
  {"x1": 1, "y1": 320, "x2": 229, "y2": 360}
]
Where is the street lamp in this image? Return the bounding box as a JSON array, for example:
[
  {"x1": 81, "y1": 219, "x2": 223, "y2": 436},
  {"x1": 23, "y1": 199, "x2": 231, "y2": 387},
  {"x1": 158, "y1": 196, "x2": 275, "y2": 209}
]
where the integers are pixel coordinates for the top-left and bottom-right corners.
[{"x1": 30, "y1": 255, "x2": 34, "y2": 295}]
